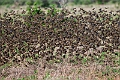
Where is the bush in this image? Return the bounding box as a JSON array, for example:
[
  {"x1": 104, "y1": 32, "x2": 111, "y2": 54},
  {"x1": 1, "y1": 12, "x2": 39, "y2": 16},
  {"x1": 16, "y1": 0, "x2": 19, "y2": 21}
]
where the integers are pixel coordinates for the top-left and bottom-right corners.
[
  {"x1": 41, "y1": 0, "x2": 50, "y2": 7},
  {"x1": 83, "y1": 0, "x2": 93, "y2": 5},
  {"x1": 26, "y1": 0, "x2": 34, "y2": 5},
  {"x1": 19, "y1": 0, "x2": 26, "y2": 5},
  {"x1": 0, "y1": 0, "x2": 14, "y2": 5},
  {"x1": 74, "y1": 0, "x2": 95, "y2": 5},
  {"x1": 97, "y1": 0, "x2": 110, "y2": 4}
]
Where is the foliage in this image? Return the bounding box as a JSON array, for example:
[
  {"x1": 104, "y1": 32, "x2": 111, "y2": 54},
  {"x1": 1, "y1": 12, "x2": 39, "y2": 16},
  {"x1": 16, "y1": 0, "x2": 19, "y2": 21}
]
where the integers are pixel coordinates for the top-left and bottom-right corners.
[
  {"x1": 48, "y1": 4, "x2": 60, "y2": 16},
  {"x1": 26, "y1": 0, "x2": 34, "y2": 5},
  {"x1": 74, "y1": 0, "x2": 93, "y2": 5},
  {"x1": 0, "y1": 0, "x2": 14, "y2": 5},
  {"x1": 0, "y1": 0, "x2": 120, "y2": 6},
  {"x1": 41, "y1": 0, "x2": 50, "y2": 7}
]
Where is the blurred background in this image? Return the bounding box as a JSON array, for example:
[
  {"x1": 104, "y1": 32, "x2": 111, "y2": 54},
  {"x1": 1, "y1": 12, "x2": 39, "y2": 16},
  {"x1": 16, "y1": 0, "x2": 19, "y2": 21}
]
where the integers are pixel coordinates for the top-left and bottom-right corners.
[
  {"x1": 0, "y1": 0, "x2": 120, "y2": 14},
  {"x1": 0, "y1": 0, "x2": 120, "y2": 7}
]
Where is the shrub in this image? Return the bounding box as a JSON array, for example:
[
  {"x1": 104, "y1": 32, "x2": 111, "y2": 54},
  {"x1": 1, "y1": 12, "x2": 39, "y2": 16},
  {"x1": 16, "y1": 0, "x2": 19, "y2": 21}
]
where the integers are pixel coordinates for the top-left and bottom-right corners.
[{"x1": 41, "y1": 0, "x2": 50, "y2": 7}]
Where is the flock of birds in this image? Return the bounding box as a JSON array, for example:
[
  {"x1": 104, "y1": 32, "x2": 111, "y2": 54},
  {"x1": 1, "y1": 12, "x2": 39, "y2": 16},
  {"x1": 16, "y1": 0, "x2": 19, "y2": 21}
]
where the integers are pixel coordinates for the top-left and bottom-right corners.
[{"x1": 0, "y1": 4, "x2": 120, "y2": 66}]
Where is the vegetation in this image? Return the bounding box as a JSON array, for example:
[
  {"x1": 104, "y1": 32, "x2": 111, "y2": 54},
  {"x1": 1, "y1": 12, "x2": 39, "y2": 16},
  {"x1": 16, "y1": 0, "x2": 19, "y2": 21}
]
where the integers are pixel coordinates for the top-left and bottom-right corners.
[
  {"x1": 0, "y1": 3, "x2": 120, "y2": 80},
  {"x1": 0, "y1": 0, "x2": 120, "y2": 6}
]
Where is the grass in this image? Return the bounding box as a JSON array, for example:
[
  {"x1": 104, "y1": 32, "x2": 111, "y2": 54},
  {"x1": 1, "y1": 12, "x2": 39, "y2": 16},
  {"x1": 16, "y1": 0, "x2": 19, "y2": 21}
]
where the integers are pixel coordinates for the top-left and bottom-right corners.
[
  {"x1": 0, "y1": 48, "x2": 119, "y2": 79},
  {"x1": 13, "y1": 75, "x2": 37, "y2": 80},
  {"x1": 0, "y1": 4, "x2": 120, "y2": 80}
]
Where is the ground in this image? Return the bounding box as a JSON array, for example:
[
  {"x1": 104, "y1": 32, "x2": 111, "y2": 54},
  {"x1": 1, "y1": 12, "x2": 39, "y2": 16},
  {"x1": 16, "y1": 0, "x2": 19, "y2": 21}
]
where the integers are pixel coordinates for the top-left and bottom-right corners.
[{"x1": 0, "y1": 4, "x2": 120, "y2": 80}]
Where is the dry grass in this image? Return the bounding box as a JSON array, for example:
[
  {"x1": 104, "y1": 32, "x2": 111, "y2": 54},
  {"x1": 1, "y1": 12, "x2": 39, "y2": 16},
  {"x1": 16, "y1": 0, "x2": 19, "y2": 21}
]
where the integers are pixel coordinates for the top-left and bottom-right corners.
[
  {"x1": 0, "y1": 4, "x2": 120, "y2": 80},
  {"x1": 0, "y1": 62, "x2": 120, "y2": 80}
]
